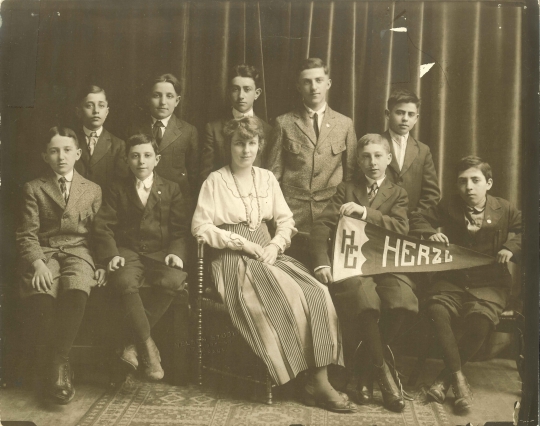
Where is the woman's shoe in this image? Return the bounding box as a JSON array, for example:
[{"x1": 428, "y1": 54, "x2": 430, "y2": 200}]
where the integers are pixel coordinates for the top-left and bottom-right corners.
[
  {"x1": 119, "y1": 344, "x2": 138, "y2": 371},
  {"x1": 374, "y1": 361, "x2": 405, "y2": 412},
  {"x1": 303, "y1": 386, "x2": 358, "y2": 413},
  {"x1": 427, "y1": 369, "x2": 452, "y2": 404},
  {"x1": 452, "y1": 370, "x2": 473, "y2": 411}
]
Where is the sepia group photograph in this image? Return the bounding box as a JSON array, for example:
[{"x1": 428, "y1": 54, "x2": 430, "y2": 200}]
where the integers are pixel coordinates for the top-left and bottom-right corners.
[{"x1": 0, "y1": 0, "x2": 538, "y2": 425}]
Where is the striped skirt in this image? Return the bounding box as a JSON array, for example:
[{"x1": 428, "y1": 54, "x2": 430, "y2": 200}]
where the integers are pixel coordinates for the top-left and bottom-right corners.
[{"x1": 211, "y1": 223, "x2": 344, "y2": 385}]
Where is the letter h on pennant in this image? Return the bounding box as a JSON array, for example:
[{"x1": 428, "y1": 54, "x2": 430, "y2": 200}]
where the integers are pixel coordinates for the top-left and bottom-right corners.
[{"x1": 341, "y1": 230, "x2": 358, "y2": 269}]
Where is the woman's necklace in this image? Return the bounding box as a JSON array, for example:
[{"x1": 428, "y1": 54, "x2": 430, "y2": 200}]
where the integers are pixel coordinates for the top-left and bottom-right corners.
[{"x1": 231, "y1": 167, "x2": 261, "y2": 231}]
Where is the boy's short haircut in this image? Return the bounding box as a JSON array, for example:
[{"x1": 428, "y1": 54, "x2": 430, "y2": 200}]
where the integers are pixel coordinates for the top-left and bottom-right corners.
[
  {"x1": 44, "y1": 126, "x2": 79, "y2": 151},
  {"x1": 223, "y1": 117, "x2": 266, "y2": 151},
  {"x1": 77, "y1": 84, "x2": 107, "y2": 104},
  {"x1": 456, "y1": 155, "x2": 492, "y2": 181},
  {"x1": 387, "y1": 89, "x2": 421, "y2": 111},
  {"x1": 229, "y1": 64, "x2": 261, "y2": 89},
  {"x1": 357, "y1": 133, "x2": 390, "y2": 155},
  {"x1": 126, "y1": 133, "x2": 159, "y2": 155},
  {"x1": 297, "y1": 58, "x2": 329, "y2": 77},
  {"x1": 149, "y1": 73, "x2": 181, "y2": 96}
]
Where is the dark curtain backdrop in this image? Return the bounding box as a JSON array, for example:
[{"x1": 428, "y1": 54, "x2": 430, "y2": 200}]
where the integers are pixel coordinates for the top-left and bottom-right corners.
[{"x1": 3, "y1": 0, "x2": 527, "y2": 204}]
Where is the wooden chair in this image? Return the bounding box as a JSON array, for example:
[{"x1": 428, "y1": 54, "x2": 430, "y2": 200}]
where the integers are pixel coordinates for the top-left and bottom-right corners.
[{"x1": 195, "y1": 239, "x2": 274, "y2": 404}]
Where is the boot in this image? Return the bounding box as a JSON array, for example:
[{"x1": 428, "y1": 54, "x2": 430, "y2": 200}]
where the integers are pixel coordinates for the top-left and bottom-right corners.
[
  {"x1": 427, "y1": 369, "x2": 452, "y2": 403},
  {"x1": 356, "y1": 362, "x2": 374, "y2": 404},
  {"x1": 452, "y1": 370, "x2": 473, "y2": 411},
  {"x1": 120, "y1": 344, "x2": 138, "y2": 371},
  {"x1": 139, "y1": 337, "x2": 164, "y2": 380},
  {"x1": 375, "y1": 361, "x2": 405, "y2": 412},
  {"x1": 47, "y1": 355, "x2": 75, "y2": 404}
]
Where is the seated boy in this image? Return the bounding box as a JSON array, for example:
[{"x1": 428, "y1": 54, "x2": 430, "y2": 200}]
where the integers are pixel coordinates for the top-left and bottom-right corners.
[
  {"x1": 74, "y1": 84, "x2": 128, "y2": 188},
  {"x1": 409, "y1": 156, "x2": 521, "y2": 411},
  {"x1": 16, "y1": 126, "x2": 104, "y2": 404},
  {"x1": 310, "y1": 134, "x2": 417, "y2": 412},
  {"x1": 93, "y1": 133, "x2": 189, "y2": 381},
  {"x1": 199, "y1": 63, "x2": 272, "y2": 184}
]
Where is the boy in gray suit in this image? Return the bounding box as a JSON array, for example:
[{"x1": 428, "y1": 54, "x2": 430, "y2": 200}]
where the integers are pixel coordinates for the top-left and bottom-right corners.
[
  {"x1": 267, "y1": 58, "x2": 356, "y2": 263},
  {"x1": 16, "y1": 126, "x2": 105, "y2": 404}
]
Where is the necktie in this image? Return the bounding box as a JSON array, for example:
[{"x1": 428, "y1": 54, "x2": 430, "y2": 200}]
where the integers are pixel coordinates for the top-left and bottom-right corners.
[
  {"x1": 465, "y1": 206, "x2": 485, "y2": 228},
  {"x1": 368, "y1": 182, "x2": 378, "y2": 204},
  {"x1": 153, "y1": 120, "x2": 164, "y2": 144},
  {"x1": 137, "y1": 180, "x2": 148, "y2": 207},
  {"x1": 59, "y1": 177, "x2": 68, "y2": 202},
  {"x1": 88, "y1": 131, "x2": 98, "y2": 156},
  {"x1": 312, "y1": 112, "x2": 319, "y2": 140}
]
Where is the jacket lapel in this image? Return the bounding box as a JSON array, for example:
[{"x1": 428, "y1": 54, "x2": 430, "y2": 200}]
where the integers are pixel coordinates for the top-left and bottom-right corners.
[
  {"x1": 40, "y1": 172, "x2": 66, "y2": 210},
  {"x1": 64, "y1": 170, "x2": 86, "y2": 213},
  {"x1": 89, "y1": 129, "x2": 112, "y2": 166},
  {"x1": 126, "y1": 176, "x2": 145, "y2": 211},
  {"x1": 383, "y1": 131, "x2": 401, "y2": 176},
  {"x1": 158, "y1": 115, "x2": 182, "y2": 152},
  {"x1": 144, "y1": 174, "x2": 163, "y2": 213},
  {"x1": 316, "y1": 106, "x2": 336, "y2": 147},
  {"x1": 352, "y1": 174, "x2": 370, "y2": 206},
  {"x1": 400, "y1": 136, "x2": 419, "y2": 176},
  {"x1": 294, "y1": 107, "x2": 317, "y2": 145},
  {"x1": 482, "y1": 195, "x2": 502, "y2": 229},
  {"x1": 370, "y1": 178, "x2": 391, "y2": 210}
]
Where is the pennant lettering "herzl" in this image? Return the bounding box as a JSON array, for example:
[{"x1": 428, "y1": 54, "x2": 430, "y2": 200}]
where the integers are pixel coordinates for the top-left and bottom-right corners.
[{"x1": 332, "y1": 215, "x2": 495, "y2": 282}]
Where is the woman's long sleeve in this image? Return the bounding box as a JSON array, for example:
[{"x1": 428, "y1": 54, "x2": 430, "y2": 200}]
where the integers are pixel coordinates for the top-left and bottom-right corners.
[{"x1": 269, "y1": 174, "x2": 297, "y2": 252}]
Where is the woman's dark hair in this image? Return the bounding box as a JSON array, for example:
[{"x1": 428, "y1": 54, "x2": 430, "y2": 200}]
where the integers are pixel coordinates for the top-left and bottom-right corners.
[{"x1": 222, "y1": 117, "x2": 265, "y2": 164}]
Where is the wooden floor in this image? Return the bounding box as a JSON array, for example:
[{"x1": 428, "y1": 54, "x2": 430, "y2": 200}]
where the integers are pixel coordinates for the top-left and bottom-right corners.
[{"x1": 0, "y1": 358, "x2": 521, "y2": 426}]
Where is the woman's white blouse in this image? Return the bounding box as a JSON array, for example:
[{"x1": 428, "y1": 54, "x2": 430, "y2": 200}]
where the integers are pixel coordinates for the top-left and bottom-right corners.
[{"x1": 191, "y1": 166, "x2": 297, "y2": 252}]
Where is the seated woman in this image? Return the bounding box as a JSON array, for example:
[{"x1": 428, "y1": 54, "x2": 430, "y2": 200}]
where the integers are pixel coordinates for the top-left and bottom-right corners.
[{"x1": 192, "y1": 117, "x2": 356, "y2": 413}]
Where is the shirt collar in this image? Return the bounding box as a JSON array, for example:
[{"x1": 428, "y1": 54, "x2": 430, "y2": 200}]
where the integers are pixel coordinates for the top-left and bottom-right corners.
[
  {"x1": 232, "y1": 108, "x2": 254, "y2": 119},
  {"x1": 304, "y1": 102, "x2": 327, "y2": 117},
  {"x1": 55, "y1": 169, "x2": 74, "y2": 182},
  {"x1": 152, "y1": 114, "x2": 172, "y2": 128},
  {"x1": 466, "y1": 197, "x2": 487, "y2": 213},
  {"x1": 389, "y1": 128, "x2": 409, "y2": 145},
  {"x1": 364, "y1": 174, "x2": 386, "y2": 188},
  {"x1": 83, "y1": 126, "x2": 103, "y2": 137},
  {"x1": 136, "y1": 172, "x2": 154, "y2": 190}
]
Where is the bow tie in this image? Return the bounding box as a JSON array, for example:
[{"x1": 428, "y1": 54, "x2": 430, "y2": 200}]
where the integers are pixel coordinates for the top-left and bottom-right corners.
[{"x1": 467, "y1": 206, "x2": 485, "y2": 215}]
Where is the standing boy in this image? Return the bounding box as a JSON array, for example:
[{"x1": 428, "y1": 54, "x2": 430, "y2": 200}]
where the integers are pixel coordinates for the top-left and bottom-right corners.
[
  {"x1": 267, "y1": 58, "x2": 356, "y2": 263},
  {"x1": 199, "y1": 64, "x2": 272, "y2": 184},
  {"x1": 74, "y1": 85, "x2": 128, "y2": 188},
  {"x1": 16, "y1": 127, "x2": 104, "y2": 404},
  {"x1": 93, "y1": 134, "x2": 189, "y2": 381},
  {"x1": 409, "y1": 156, "x2": 521, "y2": 411},
  {"x1": 131, "y1": 73, "x2": 199, "y2": 202},
  {"x1": 310, "y1": 134, "x2": 416, "y2": 413},
  {"x1": 381, "y1": 89, "x2": 440, "y2": 214}
]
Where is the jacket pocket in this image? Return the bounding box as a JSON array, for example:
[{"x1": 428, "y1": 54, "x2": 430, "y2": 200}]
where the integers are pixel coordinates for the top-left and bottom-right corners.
[
  {"x1": 78, "y1": 210, "x2": 93, "y2": 233},
  {"x1": 284, "y1": 140, "x2": 302, "y2": 155},
  {"x1": 331, "y1": 141, "x2": 346, "y2": 155}
]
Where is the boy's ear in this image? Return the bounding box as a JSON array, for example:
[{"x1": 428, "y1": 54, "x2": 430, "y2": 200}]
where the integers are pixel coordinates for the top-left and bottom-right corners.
[
  {"x1": 254, "y1": 88, "x2": 262, "y2": 100},
  {"x1": 486, "y1": 178, "x2": 493, "y2": 190},
  {"x1": 41, "y1": 152, "x2": 49, "y2": 163},
  {"x1": 155, "y1": 154, "x2": 161, "y2": 164},
  {"x1": 75, "y1": 148, "x2": 82, "y2": 160},
  {"x1": 384, "y1": 109, "x2": 390, "y2": 119},
  {"x1": 327, "y1": 78, "x2": 332, "y2": 90}
]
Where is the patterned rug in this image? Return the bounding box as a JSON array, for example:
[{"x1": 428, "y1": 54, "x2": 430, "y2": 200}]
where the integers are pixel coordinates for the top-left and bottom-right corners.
[{"x1": 77, "y1": 376, "x2": 450, "y2": 426}]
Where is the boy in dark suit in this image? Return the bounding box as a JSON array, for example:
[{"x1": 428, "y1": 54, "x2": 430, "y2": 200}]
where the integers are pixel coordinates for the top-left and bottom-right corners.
[
  {"x1": 74, "y1": 85, "x2": 128, "y2": 187},
  {"x1": 199, "y1": 64, "x2": 272, "y2": 184},
  {"x1": 16, "y1": 127, "x2": 105, "y2": 404},
  {"x1": 267, "y1": 58, "x2": 356, "y2": 264},
  {"x1": 409, "y1": 156, "x2": 521, "y2": 411},
  {"x1": 310, "y1": 134, "x2": 417, "y2": 413},
  {"x1": 381, "y1": 89, "x2": 440, "y2": 214},
  {"x1": 130, "y1": 73, "x2": 199, "y2": 203},
  {"x1": 93, "y1": 133, "x2": 189, "y2": 381}
]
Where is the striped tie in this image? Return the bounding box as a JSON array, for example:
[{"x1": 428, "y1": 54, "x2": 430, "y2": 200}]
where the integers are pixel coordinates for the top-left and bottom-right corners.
[
  {"x1": 368, "y1": 183, "x2": 378, "y2": 204},
  {"x1": 59, "y1": 177, "x2": 68, "y2": 202}
]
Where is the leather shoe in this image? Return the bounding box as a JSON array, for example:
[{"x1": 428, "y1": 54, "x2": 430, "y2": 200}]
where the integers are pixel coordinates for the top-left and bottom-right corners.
[
  {"x1": 452, "y1": 370, "x2": 473, "y2": 411},
  {"x1": 120, "y1": 344, "x2": 138, "y2": 371},
  {"x1": 375, "y1": 361, "x2": 405, "y2": 412},
  {"x1": 303, "y1": 386, "x2": 357, "y2": 413},
  {"x1": 427, "y1": 369, "x2": 452, "y2": 403},
  {"x1": 139, "y1": 337, "x2": 164, "y2": 380},
  {"x1": 47, "y1": 355, "x2": 75, "y2": 404},
  {"x1": 356, "y1": 362, "x2": 374, "y2": 404}
]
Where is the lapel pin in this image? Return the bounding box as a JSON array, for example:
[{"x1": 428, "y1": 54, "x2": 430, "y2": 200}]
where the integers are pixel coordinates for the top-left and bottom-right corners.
[
  {"x1": 326, "y1": 123, "x2": 330, "y2": 128},
  {"x1": 158, "y1": 191, "x2": 162, "y2": 195},
  {"x1": 487, "y1": 219, "x2": 491, "y2": 224}
]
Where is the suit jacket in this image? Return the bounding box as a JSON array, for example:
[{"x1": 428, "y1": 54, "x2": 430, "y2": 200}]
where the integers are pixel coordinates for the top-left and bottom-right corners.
[
  {"x1": 381, "y1": 130, "x2": 440, "y2": 214},
  {"x1": 16, "y1": 170, "x2": 102, "y2": 270},
  {"x1": 310, "y1": 176, "x2": 409, "y2": 269},
  {"x1": 199, "y1": 114, "x2": 272, "y2": 184},
  {"x1": 131, "y1": 114, "x2": 199, "y2": 202},
  {"x1": 409, "y1": 194, "x2": 522, "y2": 305},
  {"x1": 93, "y1": 172, "x2": 189, "y2": 266},
  {"x1": 74, "y1": 127, "x2": 128, "y2": 188}
]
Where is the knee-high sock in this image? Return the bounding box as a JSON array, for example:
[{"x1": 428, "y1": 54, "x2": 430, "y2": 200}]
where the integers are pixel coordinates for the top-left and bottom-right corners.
[
  {"x1": 427, "y1": 303, "x2": 461, "y2": 372},
  {"x1": 145, "y1": 290, "x2": 174, "y2": 329},
  {"x1": 54, "y1": 290, "x2": 88, "y2": 358},
  {"x1": 122, "y1": 292, "x2": 151, "y2": 343},
  {"x1": 380, "y1": 309, "x2": 407, "y2": 346},
  {"x1": 357, "y1": 311, "x2": 384, "y2": 367},
  {"x1": 457, "y1": 314, "x2": 492, "y2": 366},
  {"x1": 21, "y1": 294, "x2": 55, "y2": 355}
]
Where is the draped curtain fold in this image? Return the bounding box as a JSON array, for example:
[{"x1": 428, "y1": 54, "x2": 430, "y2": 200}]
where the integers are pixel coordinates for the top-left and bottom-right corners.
[{"x1": 6, "y1": 1, "x2": 525, "y2": 203}]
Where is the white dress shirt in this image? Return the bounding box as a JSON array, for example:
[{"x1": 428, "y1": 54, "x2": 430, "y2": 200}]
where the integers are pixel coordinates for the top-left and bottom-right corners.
[
  {"x1": 55, "y1": 169, "x2": 74, "y2": 200},
  {"x1": 136, "y1": 173, "x2": 154, "y2": 207},
  {"x1": 232, "y1": 108, "x2": 254, "y2": 119},
  {"x1": 389, "y1": 128, "x2": 408, "y2": 170},
  {"x1": 83, "y1": 126, "x2": 103, "y2": 155},
  {"x1": 151, "y1": 114, "x2": 173, "y2": 139},
  {"x1": 305, "y1": 102, "x2": 327, "y2": 133}
]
